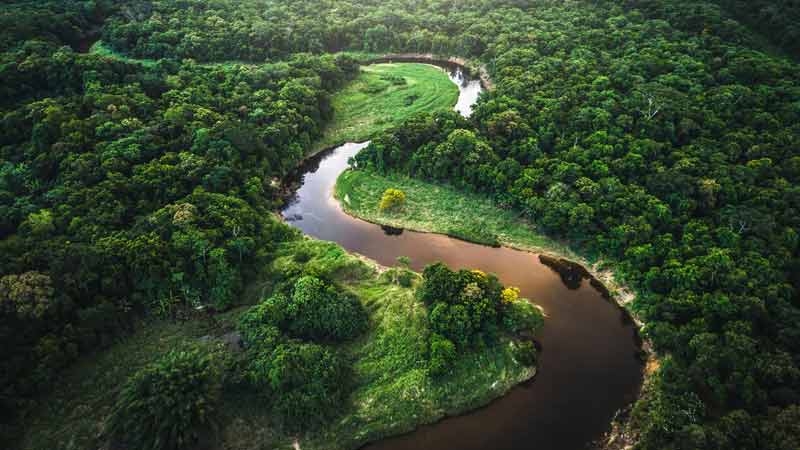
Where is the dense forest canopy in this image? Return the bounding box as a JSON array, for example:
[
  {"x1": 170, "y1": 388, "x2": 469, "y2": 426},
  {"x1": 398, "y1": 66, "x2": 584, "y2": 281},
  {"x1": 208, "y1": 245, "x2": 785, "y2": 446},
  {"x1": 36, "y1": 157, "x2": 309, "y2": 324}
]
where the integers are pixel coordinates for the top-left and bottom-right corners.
[{"x1": 1, "y1": 0, "x2": 799, "y2": 449}]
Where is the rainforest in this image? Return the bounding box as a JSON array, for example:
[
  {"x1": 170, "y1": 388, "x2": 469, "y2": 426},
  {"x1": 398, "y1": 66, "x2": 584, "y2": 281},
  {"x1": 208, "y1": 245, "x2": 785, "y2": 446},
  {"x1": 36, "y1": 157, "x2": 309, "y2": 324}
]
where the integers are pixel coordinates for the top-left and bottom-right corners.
[{"x1": 1, "y1": 1, "x2": 799, "y2": 450}]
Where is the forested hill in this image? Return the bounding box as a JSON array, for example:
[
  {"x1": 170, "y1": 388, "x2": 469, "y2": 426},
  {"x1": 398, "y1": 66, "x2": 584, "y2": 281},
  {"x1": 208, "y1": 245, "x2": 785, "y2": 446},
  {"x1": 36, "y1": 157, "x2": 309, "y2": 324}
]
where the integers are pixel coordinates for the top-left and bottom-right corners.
[
  {"x1": 632, "y1": 0, "x2": 800, "y2": 59},
  {"x1": 2, "y1": 1, "x2": 800, "y2": 450},
  {"x1": 711, "y1": 0, "x2": 800, "y2": 57}
]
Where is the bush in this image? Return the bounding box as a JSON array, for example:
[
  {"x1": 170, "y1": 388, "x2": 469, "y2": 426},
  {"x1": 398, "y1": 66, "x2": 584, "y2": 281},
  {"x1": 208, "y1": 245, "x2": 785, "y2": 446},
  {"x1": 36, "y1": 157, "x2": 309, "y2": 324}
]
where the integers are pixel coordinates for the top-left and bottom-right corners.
[
  {"x1": 247, "y1": 342, "x2": 349, "y2": 430},
  {"x1": 503, "y1": 299, "x2": 544, "y2": 335},
  {"x1": 428, "y1": 333, "x2": 457, "y2": 376},
  {"x1": 286, "y1": 276, "x2": 367, "y2": 341},
  {"x1": 379, "y1": 188, "x2": 406, "y2": 211},
  {"x1": 238, "y1": 294, "x2": 289, "y2": 344},
  {"x1": 239, "y1": 276, "x2": 367, "y2": 343},
  {"x1": 513, "y1": 340, "x2": 538, "y2": 366},
  {"x1": 107, "y1": 348, "x2": 221, "y2": 450}
]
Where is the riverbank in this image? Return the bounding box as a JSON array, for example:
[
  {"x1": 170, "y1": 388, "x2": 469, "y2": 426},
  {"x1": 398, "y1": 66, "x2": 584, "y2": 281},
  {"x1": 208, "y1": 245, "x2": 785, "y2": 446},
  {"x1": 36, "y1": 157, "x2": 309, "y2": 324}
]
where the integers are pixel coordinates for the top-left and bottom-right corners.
[
  {"x1": 362, "y1": 53, "x2": 493, "y2": 91},
  {"x1": 334, "y1": 166, "x2": 651, "y2": 360},
  {"x1": 17, "y1": 239, "x2": 541, "y2": 450}
]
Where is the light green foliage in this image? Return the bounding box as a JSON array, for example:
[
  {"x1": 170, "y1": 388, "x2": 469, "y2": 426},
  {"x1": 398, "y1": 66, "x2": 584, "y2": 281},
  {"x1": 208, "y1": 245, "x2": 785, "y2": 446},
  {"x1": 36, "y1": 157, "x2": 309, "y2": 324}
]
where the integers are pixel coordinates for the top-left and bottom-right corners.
[
  {"x1": 107, "y1": 348, "x2": 221, "y2": 450},
  {"x1": 336, "y1": 169, "x2": 572, "y2": 253},
  {"x1": 503, "y1": 300, "x2": 544, "y2": 336},
  {"x1": 24, "y1": 209, "x2": 54, "y2": 235},
  {"x1": 378, "y1": 188, "x2": 406, "y2": 211},
  {"x1": 314, "y1": 63, "x2": 458, "y2": 151},
  {"x1": 428, "y1": 333, "x2": 457, "y2": 376}
]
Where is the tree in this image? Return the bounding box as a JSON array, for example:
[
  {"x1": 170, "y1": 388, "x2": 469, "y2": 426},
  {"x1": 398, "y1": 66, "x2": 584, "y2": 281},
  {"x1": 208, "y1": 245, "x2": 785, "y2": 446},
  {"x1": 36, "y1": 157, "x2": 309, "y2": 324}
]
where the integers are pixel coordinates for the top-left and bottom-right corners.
[
  {"x1": 428, "y1": 333, "x2": 456, "y2": 376},
  {"x1": 0, "y1": 271, "x2": 61, "y2": 320},
  {"x1": 247, "y1": 342, "x2": 349, "y2": 430},
  {"x1": 107, "y1": 348, "x2": 221, "y2": 450},
  {"x1": 379, "y1": 188, "x2": 406, "y2": 212}
]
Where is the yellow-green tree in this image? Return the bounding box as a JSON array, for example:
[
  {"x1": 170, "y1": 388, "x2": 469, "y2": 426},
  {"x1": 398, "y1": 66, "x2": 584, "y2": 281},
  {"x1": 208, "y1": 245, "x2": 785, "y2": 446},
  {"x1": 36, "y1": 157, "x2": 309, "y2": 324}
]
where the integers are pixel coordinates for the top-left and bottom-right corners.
[{"x1": 379, "y1": 188, "x2": 406, "y2": 211}]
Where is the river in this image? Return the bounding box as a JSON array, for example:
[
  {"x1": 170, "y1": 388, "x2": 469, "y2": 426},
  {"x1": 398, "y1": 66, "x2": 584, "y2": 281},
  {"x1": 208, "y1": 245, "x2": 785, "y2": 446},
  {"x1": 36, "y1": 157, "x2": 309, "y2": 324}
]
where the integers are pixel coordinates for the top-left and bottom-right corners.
[{"x1": 281, "y1": 64, "x2": 643, "y2": 450}]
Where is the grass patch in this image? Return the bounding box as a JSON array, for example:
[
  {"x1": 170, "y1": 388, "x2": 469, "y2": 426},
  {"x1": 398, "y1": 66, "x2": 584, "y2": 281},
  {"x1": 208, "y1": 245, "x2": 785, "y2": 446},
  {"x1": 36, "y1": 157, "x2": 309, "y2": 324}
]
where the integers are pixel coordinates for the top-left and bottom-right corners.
[
  {"x1": 313, "y1": 63, "x2": 459, "y2": 152},
  {"x1": 336, "y1": 169, "x2": 577, "y2": 256},
  {"x1": 18, "y1": 239, "x2": 535, "y2": 450},
  {"x1": 89, "y1": 40, "x2": 158, "y2": 67}
]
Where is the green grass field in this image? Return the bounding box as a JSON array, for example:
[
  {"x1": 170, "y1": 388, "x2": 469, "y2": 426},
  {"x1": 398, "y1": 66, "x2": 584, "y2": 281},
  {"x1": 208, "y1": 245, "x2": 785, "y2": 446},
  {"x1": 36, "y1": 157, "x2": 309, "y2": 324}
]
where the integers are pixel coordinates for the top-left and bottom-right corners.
[
  {"x1": 313, "y1": 63, "x2": 459, "y2": 152},
  {"x1": 19, "y1": 240, "x2": 535, "y2": 450},
  {"x1": 336, "y1": 169, "x2": 577, "y2": 257}
]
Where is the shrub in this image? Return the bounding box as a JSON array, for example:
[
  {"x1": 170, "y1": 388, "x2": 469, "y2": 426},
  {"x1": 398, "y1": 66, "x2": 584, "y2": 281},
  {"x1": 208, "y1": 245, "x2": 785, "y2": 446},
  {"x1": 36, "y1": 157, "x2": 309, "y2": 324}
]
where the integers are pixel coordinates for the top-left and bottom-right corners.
[
  {"x1": 379, "y1": 188, "x2": 406, "y2": 211},
  {"x1": 239, "y1": 276, "x2": 367, "y2": 343},
  {"x1": 430, "y1": 302, "x2": 472, "y2": 348},
  {"x1": 513, "y1": 340, "x2": 538, "y2": 366},
  {"x1": 503, "y1": 299, "x2": 544, "y2": 335},
  {"x1": 247, "y1": 342, "x2": 349, "y2": 430},
  {"x1": 501, "y1": 287, "x2": 520, "y2": 304},
  {"x1": 107, "y1": 348, "x2": 221, "y2": 450},
  {"x1": 428, "y1": 333, "x2": 457, "y2": 376},
  {"x1": 286, "y1": 276, "x2": 367, "y2": 341},
  {"x1": 238, "y1": 294, "x2": 289, "y2": 344}
]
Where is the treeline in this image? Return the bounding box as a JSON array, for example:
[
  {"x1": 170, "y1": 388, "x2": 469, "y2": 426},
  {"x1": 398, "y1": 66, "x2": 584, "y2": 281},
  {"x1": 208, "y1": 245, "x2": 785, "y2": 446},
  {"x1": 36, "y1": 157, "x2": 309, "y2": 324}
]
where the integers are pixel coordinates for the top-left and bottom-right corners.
[
  {"x1": 100, "y1": 0, "x2": 517, "y2": 61},
  {"x1": 630, "y1": 0, "x2": 800, "y2": 58},
  {"x1": 715, "y1": 0, "x2": 800, "y2": 56},
  {"x1": 0, "y1": 0, "x2": 111, "y2": 53}
]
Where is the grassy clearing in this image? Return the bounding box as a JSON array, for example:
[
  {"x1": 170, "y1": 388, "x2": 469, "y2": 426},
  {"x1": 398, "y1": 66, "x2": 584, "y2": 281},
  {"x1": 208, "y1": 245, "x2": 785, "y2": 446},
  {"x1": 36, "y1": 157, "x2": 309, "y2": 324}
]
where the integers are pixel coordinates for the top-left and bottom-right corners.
[
  {"x1": 336, "y1": 169, "x2": 577, "y2": 257},
  {"x1": 89, "y1": 40, "x2": 158, "y2": 67},
  {"x1": 313, "y1": 63, "x2": 459, "y2": 152},
  {"x1": 19, "y1": 239, "x2": 535, "y2": 450}
]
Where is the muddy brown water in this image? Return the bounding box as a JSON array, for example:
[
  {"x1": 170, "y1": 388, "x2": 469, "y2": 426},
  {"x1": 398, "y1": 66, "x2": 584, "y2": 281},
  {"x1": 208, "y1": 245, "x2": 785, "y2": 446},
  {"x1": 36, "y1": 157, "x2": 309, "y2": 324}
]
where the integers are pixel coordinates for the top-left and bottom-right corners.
[{"x1": 281, "y1": 65, "x2": 643, "y2": 450}]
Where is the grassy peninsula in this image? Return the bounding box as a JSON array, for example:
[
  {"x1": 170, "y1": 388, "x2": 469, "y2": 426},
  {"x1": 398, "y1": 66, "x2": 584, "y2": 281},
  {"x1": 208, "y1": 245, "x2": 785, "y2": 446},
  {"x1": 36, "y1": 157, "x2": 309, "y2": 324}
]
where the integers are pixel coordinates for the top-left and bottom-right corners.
[
  {"x1": 313, "y1": 63, "x2": 459, "y2": 151},
  {"x1": 336, "y1": 169, "x2": 576, "y2": 256}
]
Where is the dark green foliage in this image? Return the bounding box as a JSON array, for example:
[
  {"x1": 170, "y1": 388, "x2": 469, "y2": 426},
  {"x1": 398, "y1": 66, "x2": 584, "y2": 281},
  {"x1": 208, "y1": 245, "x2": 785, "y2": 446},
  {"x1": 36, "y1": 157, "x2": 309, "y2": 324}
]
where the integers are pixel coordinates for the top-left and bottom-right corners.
[
  {"x1": 2, "y1": 0, "x2": 800, "y2": 447},
  {"x1": 428, "y1": 333, "x2": 457, "y2": 376},
  {"x1": 420, "y1": 262, "x2": 538, "y2": 350},
  {"x1": 106, "y1": 348, "x2": 221, "y2": 450},
  {"x1": 344, "y1": 1, "x2": 800, "y2": 447},
  {"x1": 236, "y1": 276, "x2": 361, "y2": 431},
  {"x1": 251, "y1": 342, "x2": 350, "y2": 430},
  {"x1": 512, "y1": 341, "x2": 537, "y2": 367},
  {"x1": 0, "y1": 10, "x2": 359, "y2": 423},
  {"x1": 287, "y1": 276, "x2": 368, "y2": 341},
  {"x1": 238, "y1": 276, "x2": 367, "y2": 343}
]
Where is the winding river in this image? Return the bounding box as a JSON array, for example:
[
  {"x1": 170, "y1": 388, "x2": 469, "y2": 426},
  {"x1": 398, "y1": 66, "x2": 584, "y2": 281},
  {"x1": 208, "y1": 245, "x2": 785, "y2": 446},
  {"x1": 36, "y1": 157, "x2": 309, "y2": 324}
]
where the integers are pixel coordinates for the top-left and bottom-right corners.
[{"x1": 281, "y1": 64, "x2": 644, "y2": 450}]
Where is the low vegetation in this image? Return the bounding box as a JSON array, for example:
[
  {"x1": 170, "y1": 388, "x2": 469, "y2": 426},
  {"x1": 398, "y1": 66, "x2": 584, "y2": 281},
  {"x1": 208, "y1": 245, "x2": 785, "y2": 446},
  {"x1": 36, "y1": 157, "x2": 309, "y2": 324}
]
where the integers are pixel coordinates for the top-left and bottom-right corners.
[
  {"x1": 336, "y1": 168, "x2": 571, "y2": 254},
  {"x1": 313, "y1": 63, "x2": 458, "y2": 151},
  {"x1": 106, "y1": 348, "x2": 221, "y2": 450}
]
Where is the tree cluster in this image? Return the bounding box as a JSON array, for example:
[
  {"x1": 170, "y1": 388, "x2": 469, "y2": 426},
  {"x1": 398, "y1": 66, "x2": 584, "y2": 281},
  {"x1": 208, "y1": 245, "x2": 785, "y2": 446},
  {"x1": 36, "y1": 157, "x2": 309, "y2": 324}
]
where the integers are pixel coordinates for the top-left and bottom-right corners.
[
  {"x1": 419, "y1": 263, "x2": 542, "y2": 375},
  {"x1": 107, "y1": 348, "x2": 221, "y2": 450},
  {"x1": 235, "y1": 275, "x2": 366, "y2": 430}
]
